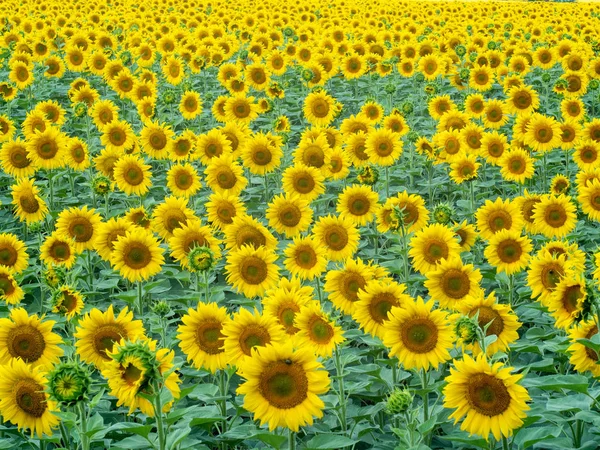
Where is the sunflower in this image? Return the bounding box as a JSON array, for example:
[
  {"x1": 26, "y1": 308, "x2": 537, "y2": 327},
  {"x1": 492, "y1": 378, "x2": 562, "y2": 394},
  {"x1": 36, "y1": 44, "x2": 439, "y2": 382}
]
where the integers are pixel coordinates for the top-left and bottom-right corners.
[
  {"x1": 443, "y1": 354, "x2": 530, "y2": 441},
  {"x1": 449, "y1": 153, "x2": 480, "y2": 184},
  {"x1": 454, "y1": 220, "x2": 478, "y2": 252},
  {"x1": 0, "y1": 358, "x2": 60, "y2": 438},
  {"x1": 408, "y1": 224, "x2": 461, "y2": 274},
  {"x1": 179, "y1": 90, "x2": 202, "y2": 120},
  {"x1": 532, "y1": 194, "x2": 577, "y2": 238},
  {"x1": 498, "y1": 147, "x2": 535, "y2": 184},
  {"x1": 124, "y1": 206, "x2": 152, "y2": 230},
  {"x1": 425, "y1": 257, "x2": 482, "y2": 309},
  {"x1": 0, "y1": 307, "x2": 63, "y2": 369},
  {"x1": 56, "y1": 205, "x2": 103, "y2": 253},
  {"x1": 195, "y1": 129, "x2": 232, "y2": 165},
  {"x1": 527, "y1": 252, "x2": 568, "y2": 302},
  {"x1": 353, "y1": 279, "x2": 411, "y2": 340},
  {"x1": 225, "y1": 245, "x2": 280, "y2": 298},
  {"x1": 344, "y1": 131, "x2": 370, "y2": 167},
  {"x1": 336, "y1": 184, "x2": 379, "y2": 227},
  {"x1": 524, "y1": 114, "x2": 562, "y2": 153},
  {"x1": 140, "y1": 121, "x2": 174, "y2": 159},
  {"x1": 40, "y1": 232, "x2": 77, "y2": 269},
  {"x1": 26, "y1": 127, "x2": 66, "y2": 170},
  {"x1": 224, "y1": 214, "x2": 278, "y2": 252},
  {"x1": 51, "y1": 285, "x2": 84, "y2": 319},
  {"x1": 280, "y1": 164, "x2": 325, "y2": 202},
  {"x1": 573, "y1": 140, "x2": 600, "y2": 171},
  {"x1": 113, "y1": 154, "x2": 153, "y2": 196},
  {"x1": 468, "y1": 64, "x2": 494, "y2": 92},
  {"x1": 164, "y1": 163, "x2": 200, "y2": 198},
  {"x1": 383, "y1": 296, "x2": 453, "y2": 370},
  {"x1": 98, "y1": 119, "x2": 132, "y2": 153},
  {"x1": 283, "y1": 236, "x2": 327, "y2": 281},
  {"x1": 74, "y1": 305, "x2": 145, "y2": 369},
  {"x1": 539, "y1": 241, "x2": 586, "y2": 273},
  {"x1": 323, "y1": 148, "x2": 351, "y2": 180},
  {"x1": 241, "y1": 132, "x2": 283, "y2": 175},
  {"x1": 262, "y1": 279, "x2": 313, "y2": 339},
  {"x1": 464, "y1": 94, "x2": 486, "y2": 119},
  {"x1": 237, "y1": 342, "x2": 329, "y2": 432},
  {"x1": 476, "y1": 198, "x2": 523, "y2": 241},
  {"x1": 294, "y1": 302, "x2": 344, "y2": 358},
  {"x1": 365, "y1": 128, "x2": 403, "y2": 167},
  {"x1": 568, "y1": 320, "x2": 600, "y2": 377},
  {"x1": 168, "y1": 219, "x2": 222, "y2": 270},
  {"x1": 11, "y1": 178, "x2": 48, "y2": 224},
  {"x1": 64, "y1": 137, "x2": 89, "y2": 171},
  {"x1": 110, "y1": 229, "x2": 164, "y2": 282},
  {"x1": 545, "y1": 274, "x2": 586, "y2": 329},
  {"x1": 376, "y1": 191, "x2": 429, "y2": 234},
  {"x1": 506, "y1": 85, "x2": 540, "y2": 116},
  {"x1": 479, "y1": 131, "x2": 507, "y2": 165},
  {"x1": 303, "y1": 90, "x2": 337, "y2": 127},
  {"x1": 9, "y1": 61, "x2": 34, "y2": 90},
  {"x1": 177, "y1": 302, "x2": 230, "y2": 373},
  {"x1": 312, "y1": 214, "x2": 360, "y2": 262},
  {"x1": 0, "y1": 139, "x2": 37, "y2": 178},
  {"x1": 481, "y1": 228, "x2": 531, "y2": 275},
  {"x1": 206, "y1": 192, "x2": 247, "y2": 230},
  {"x1": 295, "y1": 134, "x2": 329, "y2": 169},
  {"x1": 266, "y1": 194, "x2": 313, "y2": 238},
  {"x1": 561, "y1": 98, "x2": 585, "y2": 121},
  {"x1": 204, "y1": 153, "x2": 247, "y2": 196},
  {"x1": 223, "y1": 308, "x2": 285, "y2": 365},
  {"x1": 578, "y1": 179, "x2": 600, "y2": 222},
  {"x1": 0, "y1": 233, "x2": 28, "y2": 274},
  {"x1": 428, "y1": 95, "x2": 456, "y2": 120},
  {"x1": 224, "y1": 94, "x2": 259, "y2": 124},
  {"x1": 433, "y1": 129, "x2": 463, "y2": 163},
  {"x1": 324, "y1": 258, "x2": 375, "y2": 315},
  {"x1": 151, "y1": 196, "x2": 196, "y2": 240},
  {"x1": 0, "y1": 267, "x2": 24, "y2": 305},
  {"x1": 481, "y1": 100, "x2": 509, "y2": 130}
]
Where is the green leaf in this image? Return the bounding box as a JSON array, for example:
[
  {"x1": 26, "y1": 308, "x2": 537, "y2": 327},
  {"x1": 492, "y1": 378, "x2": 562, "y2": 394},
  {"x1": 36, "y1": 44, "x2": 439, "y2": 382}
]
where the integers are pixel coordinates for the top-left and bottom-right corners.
[
  {"x1": 514, "y1": 425, "x2": 563, "y2": 449},
  {"x1": 166, "y1": 425, "x2": 191, "y2": 450},
  {"x1": 522, "y1": 375, "x2": 590, "y2": 393},
  {"x1": 111, "y1": 435, "x2": 154, "y2": 450},
  {"x1": 546, "y1": 394, "x2": 592, "y2": 412},
  {"x1": 106, "y1": 422, "x2": 154, "y2": 439},
  {"x1": 305, "y1": 434, "x2": 357, "y2": 449},
  {"x1": 254, "y1": 433, "x2": 287, "y2": 449}
]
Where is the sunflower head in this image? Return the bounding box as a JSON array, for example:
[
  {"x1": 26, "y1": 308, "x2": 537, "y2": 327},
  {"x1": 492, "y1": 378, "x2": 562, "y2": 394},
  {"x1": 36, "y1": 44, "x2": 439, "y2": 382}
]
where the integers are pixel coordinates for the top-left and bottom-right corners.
[
  {"x1": 385, "y1": 387, "x2": 413, "y2": 415},
  {"x1": 46, "y1": 362, "x2": 92, "y2": 406},
  {"x1": 188, "y1": 246, "x2": 215, "y2": 273}
]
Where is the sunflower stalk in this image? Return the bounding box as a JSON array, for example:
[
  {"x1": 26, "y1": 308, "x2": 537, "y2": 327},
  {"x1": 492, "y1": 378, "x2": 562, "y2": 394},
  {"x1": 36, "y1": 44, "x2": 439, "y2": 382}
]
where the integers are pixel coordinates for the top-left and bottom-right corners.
[
  {"x1": 137, "y1": 281, "x2": 144, "y2": 315},
  {"x1": 153, "y1": 381, "x2": 167, "y2": 450},
  {"x1": 77, "y1": 401, "x2": 90, "y2": 450},
  {"x1": 333, "y1": 345, "x2": 347, "y2": 433},
  {"x1": 288, "y1": 429, "x2": 296, "y2": 450},
  {"x1": 502, "y1": 436, "x2": 510, "y2": 450},
  {"x1": 218, "y1": 369, "x2": 228, "y2": 441}
]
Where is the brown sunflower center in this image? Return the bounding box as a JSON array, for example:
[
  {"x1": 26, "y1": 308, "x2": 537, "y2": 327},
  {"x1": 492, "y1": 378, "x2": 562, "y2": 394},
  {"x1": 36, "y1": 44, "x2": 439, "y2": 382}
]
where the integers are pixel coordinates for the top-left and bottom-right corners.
[
  {"x1": 340, "y1": 272, "x2": 366, "y2": 302},
  {"x1": 368, "y1": 292, "x2": 398, "y2": 324},
  {"x1": 124, "y1": 243, "x2": 152, "y2": 269},
  {"x1": 61, "y1": 291, "x2": 79, "y2": 312},
  {"x1": 303, "y1": 145, "x2": 325, "y2": 168},
  {"x1": 124, "y1": 164, "x2": 144, "y2": 186},
  {"x1": 439, "y1": 268, "x2": 471, "y2": 299},
  {"x1": 534, "y1": 126, "x2": 553, "y2": 144},
  {"x1": 174, "y1": 170, "x2": 193, "y2": 190},
  {"x1": 540, "y1": 263, "x2": 564, "y2": 291},
  {"x1": 195, "y1": 320, "x2": 225, "y2": 355},
  {"x1": 347, "y1": 194, "x2": 370, "y2": 216},
  {"x1": 92, "y1": 324, "x2": 125, "y2": 360},
  {"x1": 473, "y1": 306, "x2": 504, "y2": 336},
  {"x1": 466, "y1": 373, "x2": 511, "y2": 417},
  {"x1": 295, "y1": 245, "x2": 317, "y2": 269},
  {"x1": 69, "y1": 218, "x2": 94, "y2": 242},
  {"x1": 239, "y1": 324, "x2": 271, "y2": 355},
  {"x1": 0, "y1": 244, "x2": 18, "y2": 267},
  {"x1": 311, "y1": 99, "x2": 330, "y2": 118},
  {"x1": 149, "y1": 131, "x2": 167, "y2": 150},
  {"x1": 585, "y1": 326, "x2": 599, "y2": 361},
  {"x1": 278, "y1": 304, "x2": 299, "y2": 334},
  {"x1": 216, "y1": 202, "x2": 235, "y2": 224},
  {"x1": 37, "y1": 139, "x2": 59, "y2": 159},
  {"x1": 236, "y1": 225, "x2": 267, "y2": 249},
  {"x1": 259, "y1": 360, "x2": 308, "y2": 409},
  {"x1": 375, "y1": 139, "x2": 394, "y2": 157},
  {"x1": 514, "y1": 91, "x2": 532, "y2": 109},
  {"x1": 251, "y1": 146, "x2": 272, "y2": 166},
  {"x1": 323, "y1": 225, "x2": 349, "y2": 251},
  {"x1": 164, "y1": 210, "x2": 187, "y2": 234},
  {"x1": 293, "y1": 173, "x2": 315, "y2": 194},
  {"x1": 307, "y1": 315, "x2": 334, "y2": 343},
  {"x1": 15, "y1": 379, "x2": 47, "y2": 418},
  {"x1": 488, "y1": 210, "x2": 512, "y2": 233},
  {"x1": 521, "y1": 198, "x2": 540, "y2": 224},
  {"x1": 401, "y1": 318, "x2": 438, "y2": 353},
  {"x1": 278, "y1": 204, "x2": 301, "y2": 227},
  {"x1": 497, "y1": 239, "x2": 523, "y2": 263},
  {"x1": 233, "y1": 101, "x2": 250, "y2": 118},
  {"x1": 509, "y1": 157, "x2": 526, "y2": 174},
  {"x1": 239, "y1": 256, "x2": 268, "y2": 285},
  {"x1": 49, "y1": 240, "x2": 71, "y2": 261},
  {"x1": 544, "y1": 205, "x2": 567, "y2": 228},
  {"x1": 0, "y1": 273, "x2": 15, "y2": 295},
  {"x1": 561, "y1": 285, "x2": 583, "y2": 314},
  {"x1": 423, "y1": 239, "x2": 449, "y2": 265},
  {"x1": 580, "y1": 146, "x2": 598, "y2": 163},
  {"x1": 109, "y1": 129, "x2": 126, "y2": 146},
  {"x1": 9, "y1": 146, "x2": 31, "y2": 168},
  {"x1": 7, "y1": 324, "x2": 46, "y2": 363}
]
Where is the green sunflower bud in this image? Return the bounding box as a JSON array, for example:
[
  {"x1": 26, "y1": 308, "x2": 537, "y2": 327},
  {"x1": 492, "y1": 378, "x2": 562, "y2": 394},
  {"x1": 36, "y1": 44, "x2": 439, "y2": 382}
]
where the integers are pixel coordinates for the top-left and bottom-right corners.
[
  {"x1": 47, "y1": 362, "x2": 92, "y2": 406},
  {"x1": 386, "y1": 387, "x2": 413, "y2": 415},
  {"x1": 188, "y1": 246, "x2": 215, "y2": 273},
  {"x1": 433, "y1": 202, "x2": 455, "y2": 225},
  {"x1": 455, "y1": 316, "x2": 479, "y2": 345},
  {"x1": 92, "y1": 175, "x2": 112, "y2": 196}
]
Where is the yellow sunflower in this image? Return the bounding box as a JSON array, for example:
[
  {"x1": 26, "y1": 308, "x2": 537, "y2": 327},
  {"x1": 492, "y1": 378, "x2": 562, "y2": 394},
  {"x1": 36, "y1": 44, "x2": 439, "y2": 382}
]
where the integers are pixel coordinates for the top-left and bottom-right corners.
[
  {"x1": 324, "y1": 258, "x2": 375, "y2": 315},
  {"x1": 51, "y1": 285, "x2": 85, "y2": 320},
  {"x1": 475, "y1": 197, "x2": 524, "y2": 241},
  {"x1": 527, "y1": 252, "x2": 568, "y2": 302},
  {"x1": 240, "y1": 132, "x2": 283, "y2": 175},
  {"x1": 110, "y1": 229, "x2": 164, "y2": 282},
  {"x1": 177, "y1": 302, "x2": 230, "y2": 373},
  {"x1": 303, "y1": 90, "x2": 337, "y2": 126},
  {"x1": 225, "y1": 245, "x2": 280, "y2": 299},
  {"x1": 524, "y1": 114, "x2": 562, "y2": 153},
  {"x1": 56, "y1": 205, "x2": 103, "y2": 253},
  {"x1": 578, "y1": 179, "x2": 600, "y2": 222},
  {"x1": 26, "y1": 127, "x2": 67, "y2": 170},
  {"x1": 0, "y1": 358, "x2": 60, "y2": 438},
  {"x1": 0, "y1": 233, "x2": 28, "y2": 274},
  {"x1": 484, "y1": 230, "x2": 533, "y2": 275},
  {"x1": 283, "y1": 236, "x2": 327, "y2": 281},
  {"x1": 376, "y1": 191, "x2": 429, "y2": 234},
  {"x1": 311, "y1": 214, "x2": 360, "y2": 262},
  {"x1": 0, "y1": 307, "x2": 63, "y2": 369},
  {"x1": 236, "y1": 342, "x2": 330, "y2": 431},
  {"x1": 224, "y1": 94, "x2": 260, "y2": 124},
  {"x1": 40, "y1": 232, "x2": 77, "y2": 269},
  {"x1": 408, "y1": 223, "x2": 461, "y2": 274},
  {"x1": 194, "y1": 129, "x2": 232, "y2": 165},
  {"x1": 166, "y1": 163, "x2": 201, "y2": 198},
  {"x1": 74, "y1": 305, "x2": 146, "y2": 369},
  {"x1": 365, "y1": 128, "x2": 403, "y2": 166},
  {"x1": 140, "y1": 121, "x2": 174, "y2": 159},
  {"x1": 546, "y1": 274, "x2": 586, "y2": 330},
  {"x1": 151, "y1": 196, "x2": 196, "y2": 240},
  {"x1": 383, "y1": 296, "x2": 454, "y2": 370},
  {"x1": 532, "y1": 194, "x2": 577, "y2": 238},
  {"x1": 0, "y1": 267, "x2": 24, "y2": 305},
  {"x1": 0, "y1": 138, "x2": 37, "y2": 178},
  {"x1": 204, "y1": 153, "x2": 248, "y2": 196},
  {"x1": 498, "y1": 147, "x2": 535, "y2": 184},
  {"x1": 457, "y1": 292, "x2": 521, "y2": 356},
  {"x1": 336, "y1": 184, "x2": 379, "y2": 227},
  {"x1": 262, "y1": 279, "x2": 313, "y2": 340},
  {"x1": 94, "y1": 217, "x2": 132, "y2": 262},
  {"x1": 179, "y1": 90, "x2": 202, "y2": 120},
  {"x1": 224, "y1": 214, "x2": 278, "y2": 252},
  {"x1": 168, "y1": 218, "x2": 222, "y2": 270},
  {"x1": 266, "y1": 194, "x2": 313, "y2": 238},
  {"x1": 294, "y1": 301, "x2": 345, "y2": 358},
  {"x1": 424, "y1": 257, "x2": 483, "y2": 310},
  {"x1": 223, "y1": 308, "x2": 285, "y2": 365},
  {"x1": 568, "y1": 320, "x2": 600, "y2": 377},
  {"x1": 443, "y1": 354, "x2": 530, "y2": 441},
  {"x1": 281, "y1": 164, "x2": 326, "y2": 202},
  {"x1": 113, "y1": 154, "x2": 153, "y2": 196},
  {"x1": 100, "y1": 119, "x2": 135, "y2": 152}
]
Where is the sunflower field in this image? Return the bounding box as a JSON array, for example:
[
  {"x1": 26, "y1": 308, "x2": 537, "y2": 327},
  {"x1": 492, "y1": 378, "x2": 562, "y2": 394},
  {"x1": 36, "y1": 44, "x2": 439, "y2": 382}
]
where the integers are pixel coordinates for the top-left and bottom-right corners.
[{"x1": 4, "y1": 0, "x2": 600, "y2": 449}]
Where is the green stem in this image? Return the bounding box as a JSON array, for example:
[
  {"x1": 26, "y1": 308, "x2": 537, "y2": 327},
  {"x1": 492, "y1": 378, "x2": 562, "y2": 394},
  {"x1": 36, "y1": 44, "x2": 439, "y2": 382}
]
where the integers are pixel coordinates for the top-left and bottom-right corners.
[
  {"x1": 218, "y1": 370, "x2": 228, "y2": 436},
  {"x1": 334, "y1": 345, "x2": 347, "y2": 433},
  {"x1": 316, "y1": 277, "x2": 323, "y2": 303},
  {"x1": 59, "y1": 421, "x2": 72, "y2": 450},
  {"x1": 154, "y1": 383, "x2": 166, "y2": 450},
  {"x1": 49, "y1": 171, "x2": 55, "y2": 212},
  {"x1": 420, "y1": 369, "x2": 429, "y2": 423},
  {"x1": 399, "y1": 222, "x2": 410, "y2": 285},
  {"x1": 204, "y1": 271, "x2": 210, "y2": 303},
  {"x1": 263, "y1": 173, "x2": 269, "y2": 202},
  {"x1": 469, "y1": 180, "x2": 475, "y2": 215},
  {"x1": 137, "y1": 281, "x2": 144, "y2": 315},
  {"x1": 385, "y1": 166, "x2": 390, "y2": 198},
  {"x1": 508, "y1": 274, "x2": 514, "y2": 306},
  {"x1": 288, "y1": 429, "x2": 296, "y2": 450},
  {"x1": 87, "y1": 251, "x2": 94, "y2": 291},
  {"x1": 502, "y1": 436, "x2": 510, "y2": 450},
  {"x1": 78, "y1": 402, "x2": 89, "y2": 450}
]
